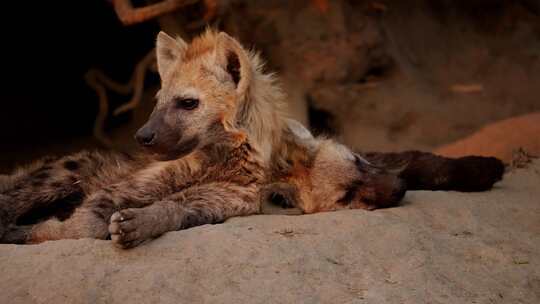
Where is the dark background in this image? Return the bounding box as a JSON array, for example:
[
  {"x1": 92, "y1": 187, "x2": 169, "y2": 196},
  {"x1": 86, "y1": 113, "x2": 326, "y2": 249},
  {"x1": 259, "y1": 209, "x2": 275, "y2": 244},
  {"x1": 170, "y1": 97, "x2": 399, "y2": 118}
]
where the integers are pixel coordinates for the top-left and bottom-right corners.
[
  {"x1": 0, "y1": 1, "x2": 158, "y2": 156},
  {"x1": 2, "y1": 0, "x2": 540, "y2": 172}
]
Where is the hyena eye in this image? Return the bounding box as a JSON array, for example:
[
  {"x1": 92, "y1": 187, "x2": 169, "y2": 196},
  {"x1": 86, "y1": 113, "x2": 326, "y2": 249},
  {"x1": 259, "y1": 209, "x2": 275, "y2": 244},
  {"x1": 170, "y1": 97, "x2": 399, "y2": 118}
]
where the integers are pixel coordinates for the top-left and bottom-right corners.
[
  {"x1": 175, "y1": 98, "x2": 199, "y2": 110},
  {"x1": 337, "y1": 180, "x2": 362, "y2": 205},
  {"x1": 337, "y1": 188, "x2": 356, "y2": 205}
]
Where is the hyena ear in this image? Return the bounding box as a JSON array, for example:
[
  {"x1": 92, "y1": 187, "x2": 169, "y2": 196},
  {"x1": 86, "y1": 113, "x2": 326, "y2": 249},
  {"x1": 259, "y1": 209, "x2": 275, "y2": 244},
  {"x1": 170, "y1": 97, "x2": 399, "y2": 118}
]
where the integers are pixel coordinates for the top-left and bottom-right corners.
[
  {"x1": 156, "y1": 31, "x2": 187, "y2": 78},
  {"x1": 214, "y1": 32, "x2": 253, "y2": 97},
  {"x1": 286, "y1": 119, "x2": 315, "y2": 140}
]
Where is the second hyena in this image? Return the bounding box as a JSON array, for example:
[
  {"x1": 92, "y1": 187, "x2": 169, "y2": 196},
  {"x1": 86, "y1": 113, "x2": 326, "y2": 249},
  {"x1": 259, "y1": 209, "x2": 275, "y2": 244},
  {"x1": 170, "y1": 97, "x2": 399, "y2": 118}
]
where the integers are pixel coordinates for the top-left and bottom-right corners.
[
  {"x1": 0, "y1": 30, "x2": 504, "y2": 248},
  {"x1": 262, "y1": 120, "x2": 504, "y2": 214}
]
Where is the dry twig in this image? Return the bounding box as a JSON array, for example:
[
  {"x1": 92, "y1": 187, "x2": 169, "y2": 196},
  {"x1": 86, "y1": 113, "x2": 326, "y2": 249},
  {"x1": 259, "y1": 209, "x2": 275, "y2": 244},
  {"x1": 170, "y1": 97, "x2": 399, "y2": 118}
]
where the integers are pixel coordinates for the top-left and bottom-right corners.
[
  {"x1": 112, "y1": 0, "x2": 199, "y2": 26},
  {"x1": 114, "y1": 49, "x2": 156, "y2": 116},
  {"x1": 85, "y1": 70, "x2": 114, "y2": 147},
  {"x1": 85, "y1": 48, "x2": 157, "y2": 147},
  {"x1": 511, "y1": 148, "x2": 538, "y2": 169},
  {"x1": 450, "y1": 84, "x2": 484, "y2": 94}
]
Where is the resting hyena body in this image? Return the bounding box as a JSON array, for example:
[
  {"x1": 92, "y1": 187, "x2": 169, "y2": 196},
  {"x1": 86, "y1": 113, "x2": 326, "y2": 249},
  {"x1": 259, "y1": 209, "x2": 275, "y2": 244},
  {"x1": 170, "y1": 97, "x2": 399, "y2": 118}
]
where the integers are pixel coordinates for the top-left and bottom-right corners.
[
  {"x1": 0, "y1": 30, "x2": 504, "y2": 247},
  {"x1": 0, "y1": 141, "x2": 264, "y2": 247},
  {"x1": 262, "y1": 120, "x2": 504, "y2": 214},
  {"x1": 1, "y1": 30, "x2": 271, "y2": 248}
]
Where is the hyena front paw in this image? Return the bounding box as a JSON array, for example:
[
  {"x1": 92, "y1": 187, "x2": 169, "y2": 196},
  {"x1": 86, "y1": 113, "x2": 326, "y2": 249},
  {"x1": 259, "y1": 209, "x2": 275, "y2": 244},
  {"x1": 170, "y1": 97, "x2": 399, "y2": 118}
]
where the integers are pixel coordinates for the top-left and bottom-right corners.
[{"x1": 109, "y1": 209, "x2": 153, "y2": 249}]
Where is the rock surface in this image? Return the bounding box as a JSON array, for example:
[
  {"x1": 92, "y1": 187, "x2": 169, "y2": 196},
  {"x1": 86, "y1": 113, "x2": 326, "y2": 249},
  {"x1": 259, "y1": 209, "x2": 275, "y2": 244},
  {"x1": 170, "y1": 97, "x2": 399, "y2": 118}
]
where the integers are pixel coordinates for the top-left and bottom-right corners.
[{"x1": 1, "y1": 162, "x2": 540, "y2": 304}]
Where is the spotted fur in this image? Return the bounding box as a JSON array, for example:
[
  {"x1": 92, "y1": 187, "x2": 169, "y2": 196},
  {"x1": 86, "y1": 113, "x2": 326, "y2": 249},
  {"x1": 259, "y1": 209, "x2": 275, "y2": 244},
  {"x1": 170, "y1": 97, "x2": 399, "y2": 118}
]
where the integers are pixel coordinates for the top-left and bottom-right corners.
[{"x1": 0, "y1": 30, "x2": 504, "y2": 248}]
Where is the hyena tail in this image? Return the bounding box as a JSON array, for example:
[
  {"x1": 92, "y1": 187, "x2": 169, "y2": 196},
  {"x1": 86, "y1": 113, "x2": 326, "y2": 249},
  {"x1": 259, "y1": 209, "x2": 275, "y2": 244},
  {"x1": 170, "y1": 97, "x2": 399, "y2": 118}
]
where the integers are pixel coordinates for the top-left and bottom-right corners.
[{"x1": 361, "y1": 151, "x2": 505, "y2": 192}]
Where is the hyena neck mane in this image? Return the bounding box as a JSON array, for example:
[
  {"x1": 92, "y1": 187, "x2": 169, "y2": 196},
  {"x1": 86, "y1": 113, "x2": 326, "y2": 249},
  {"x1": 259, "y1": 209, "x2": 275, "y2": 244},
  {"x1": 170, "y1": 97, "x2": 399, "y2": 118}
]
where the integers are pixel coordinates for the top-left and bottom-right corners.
[
  {"x1": 235, "y1": 52, "x2": 287, "y2": 165},
  {"x1": 217, "y1": 32, "x2": 306, "y2": 170}
]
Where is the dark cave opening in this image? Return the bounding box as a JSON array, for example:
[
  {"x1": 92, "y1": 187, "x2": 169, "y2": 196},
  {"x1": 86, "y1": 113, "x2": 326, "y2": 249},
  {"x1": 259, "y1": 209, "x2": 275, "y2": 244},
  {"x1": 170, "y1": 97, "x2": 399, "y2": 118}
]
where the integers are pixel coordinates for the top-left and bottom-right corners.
[{"x1": 0, "y1": 1, "x2": 159, "y2": 155}]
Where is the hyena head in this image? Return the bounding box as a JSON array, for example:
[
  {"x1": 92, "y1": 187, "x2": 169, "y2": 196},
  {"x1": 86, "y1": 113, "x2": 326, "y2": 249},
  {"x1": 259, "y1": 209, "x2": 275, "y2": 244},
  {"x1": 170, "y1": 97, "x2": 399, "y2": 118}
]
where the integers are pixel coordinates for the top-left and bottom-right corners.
[
  {"x1": 136, "y1": 30, "x2": 254, "y2": 160},
  {"x1": 304, "y1": 141, "x2": 407, "y2": 212}
]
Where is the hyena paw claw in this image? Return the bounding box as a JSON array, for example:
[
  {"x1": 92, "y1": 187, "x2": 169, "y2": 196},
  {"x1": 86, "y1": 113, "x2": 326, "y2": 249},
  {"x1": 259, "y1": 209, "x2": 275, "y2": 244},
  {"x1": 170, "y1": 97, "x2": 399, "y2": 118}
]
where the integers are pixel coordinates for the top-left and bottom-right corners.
[{"x1": 109, "y1": 209, "x2": 148, "y2": 249}]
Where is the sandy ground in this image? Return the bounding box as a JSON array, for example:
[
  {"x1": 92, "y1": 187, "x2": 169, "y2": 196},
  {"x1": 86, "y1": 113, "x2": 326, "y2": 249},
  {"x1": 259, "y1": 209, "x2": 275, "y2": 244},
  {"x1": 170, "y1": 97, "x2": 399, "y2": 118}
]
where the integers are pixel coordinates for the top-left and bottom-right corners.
[{"x1": 1, "y1": 161, "x2": 539, "y2": 304}]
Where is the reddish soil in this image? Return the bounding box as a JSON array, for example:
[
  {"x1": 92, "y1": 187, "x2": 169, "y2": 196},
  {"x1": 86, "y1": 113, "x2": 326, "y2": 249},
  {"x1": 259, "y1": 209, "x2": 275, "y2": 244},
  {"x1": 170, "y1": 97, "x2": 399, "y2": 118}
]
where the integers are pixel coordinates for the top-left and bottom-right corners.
[{"x1": 435, "y1": 112, "x2": 540, "y2": 163}]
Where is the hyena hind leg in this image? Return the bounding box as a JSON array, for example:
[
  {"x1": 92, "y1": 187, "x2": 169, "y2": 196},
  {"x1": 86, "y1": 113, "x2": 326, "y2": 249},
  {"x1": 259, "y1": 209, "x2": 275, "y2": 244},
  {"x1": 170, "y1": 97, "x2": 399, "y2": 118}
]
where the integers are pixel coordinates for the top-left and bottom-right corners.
[
  {"x1": 1, "y1": 205, "x2": 110, "y2": 244},
  {"x1": 1, "y1": 155, "x2": 86, "y2": 223},
  {"x1": 0, "y1": 151, "x2": 131, "y2": 236}
]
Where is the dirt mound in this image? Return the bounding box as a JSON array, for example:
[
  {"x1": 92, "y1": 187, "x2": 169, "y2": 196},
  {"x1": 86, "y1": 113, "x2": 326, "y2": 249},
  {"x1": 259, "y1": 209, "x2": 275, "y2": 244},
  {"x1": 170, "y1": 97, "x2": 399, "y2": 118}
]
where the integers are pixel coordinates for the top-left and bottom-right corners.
[
  {"x1": 435, "y1": 112, "x2": 540, "y2": 163},
  {"x1": 225, "y1": 1, "x2": 540, "y2": 152}
]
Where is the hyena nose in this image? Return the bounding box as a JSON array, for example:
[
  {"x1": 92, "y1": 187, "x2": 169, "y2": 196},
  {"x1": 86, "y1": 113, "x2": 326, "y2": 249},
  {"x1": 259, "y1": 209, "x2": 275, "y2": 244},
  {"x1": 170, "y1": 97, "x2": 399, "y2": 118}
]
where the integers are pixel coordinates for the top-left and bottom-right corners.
[{"x1": 135, "y1": 128, "x2": 156, "y2": 147}]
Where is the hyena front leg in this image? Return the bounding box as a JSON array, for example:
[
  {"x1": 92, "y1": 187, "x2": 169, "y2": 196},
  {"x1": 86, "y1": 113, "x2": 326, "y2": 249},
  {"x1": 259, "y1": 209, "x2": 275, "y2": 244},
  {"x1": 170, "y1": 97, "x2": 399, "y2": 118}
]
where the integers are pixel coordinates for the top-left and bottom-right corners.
[
  {"x1": 108, "y1": 183, "x2": 260, "y2": 248},
  {"x1": 362, "y1": 151, "x2": 505, "y2": 191},
  {"x1": 22, "y1": 167, "x2": 182, "y2": 244},
  {"x1": 82, "y1": 167, "x2": 178, "y2": 224},
  {"x1": 5, "y1": 162, "x2": 186, "y2": 244}
]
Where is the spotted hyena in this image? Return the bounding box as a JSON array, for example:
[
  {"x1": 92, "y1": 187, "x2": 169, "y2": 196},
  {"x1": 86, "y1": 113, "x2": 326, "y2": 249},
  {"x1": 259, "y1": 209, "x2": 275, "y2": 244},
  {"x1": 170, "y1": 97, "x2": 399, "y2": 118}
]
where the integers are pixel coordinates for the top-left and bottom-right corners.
[
  {"x1": 259, "y1": 118, "x2": 504, "y2": 214},
  {"x1": 0, "y1": 30, "x2": 504, "y2": 248}
]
